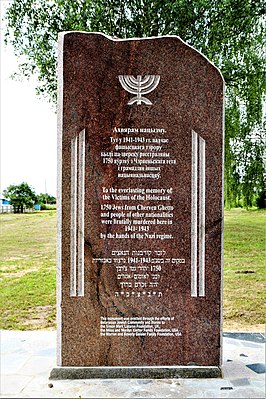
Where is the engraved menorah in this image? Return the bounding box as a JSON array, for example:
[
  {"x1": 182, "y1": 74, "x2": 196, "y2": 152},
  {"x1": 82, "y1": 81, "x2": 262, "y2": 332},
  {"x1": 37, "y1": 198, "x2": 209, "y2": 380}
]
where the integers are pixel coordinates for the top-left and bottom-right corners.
[{"x1": 119, "y1": 75, "x2": 160, "y2": 105}]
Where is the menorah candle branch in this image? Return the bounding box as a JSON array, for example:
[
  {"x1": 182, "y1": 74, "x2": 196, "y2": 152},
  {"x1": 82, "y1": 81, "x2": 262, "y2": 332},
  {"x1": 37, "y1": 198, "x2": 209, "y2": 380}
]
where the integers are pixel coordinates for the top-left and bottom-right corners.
[{"x1": 119, "y1": 75, "x2": 160, "y2": 105}]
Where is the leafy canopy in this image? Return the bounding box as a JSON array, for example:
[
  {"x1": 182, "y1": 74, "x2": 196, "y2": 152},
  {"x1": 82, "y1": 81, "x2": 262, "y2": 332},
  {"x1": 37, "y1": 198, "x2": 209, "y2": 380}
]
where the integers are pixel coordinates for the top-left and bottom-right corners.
[
  {"x1": 3, "y1": 182, "x2": 37, "y2": 213},
  {"x1": 4, "y1": 0, "x2": 266, "y2": 207},
  {"x1": 37, "y1": 193, "x2": 56, "y2": 205}
]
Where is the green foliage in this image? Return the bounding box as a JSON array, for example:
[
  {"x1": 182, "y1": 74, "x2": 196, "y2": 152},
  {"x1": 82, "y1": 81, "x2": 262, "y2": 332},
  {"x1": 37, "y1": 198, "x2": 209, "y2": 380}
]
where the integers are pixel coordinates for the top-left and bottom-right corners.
[
  {"x1": 37, "y1": 192, "x2": 56, "y2": 205},
  {"x1": 256, "y1": 190, "x2": 266, "y2": 209},
  {"x1": 4, "y1": 0, "x2": 266, "y2": 206},
  {"x1": 3, "y1": 182, "x2": 37, "y2": 213},
  {"x1": 40, "y1": 203, "x2": 57, "y2": 210},
  {"x1": 37, "y1": 193, "x2": 57, "y2": 210}
]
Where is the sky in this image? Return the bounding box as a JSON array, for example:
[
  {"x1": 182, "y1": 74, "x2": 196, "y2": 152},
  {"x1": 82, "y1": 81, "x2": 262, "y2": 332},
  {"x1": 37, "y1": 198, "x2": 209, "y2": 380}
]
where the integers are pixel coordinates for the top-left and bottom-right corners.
[{"x1": 1, "y1": 1, "x2": 57, "y2": 197}]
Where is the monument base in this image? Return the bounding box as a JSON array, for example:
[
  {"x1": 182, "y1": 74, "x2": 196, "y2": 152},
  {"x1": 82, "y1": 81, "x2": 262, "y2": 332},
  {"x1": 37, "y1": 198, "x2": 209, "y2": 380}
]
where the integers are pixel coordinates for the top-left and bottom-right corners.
[{"x1": 50, "y1": 366, "x2": 222, "y2": 380}]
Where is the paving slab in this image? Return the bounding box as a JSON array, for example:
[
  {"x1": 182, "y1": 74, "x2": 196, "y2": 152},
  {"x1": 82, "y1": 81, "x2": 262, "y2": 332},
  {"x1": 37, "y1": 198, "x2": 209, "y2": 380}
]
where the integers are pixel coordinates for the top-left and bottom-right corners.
[{"x1": 0, "y1": 330, "x2": 265, "y2": 398}]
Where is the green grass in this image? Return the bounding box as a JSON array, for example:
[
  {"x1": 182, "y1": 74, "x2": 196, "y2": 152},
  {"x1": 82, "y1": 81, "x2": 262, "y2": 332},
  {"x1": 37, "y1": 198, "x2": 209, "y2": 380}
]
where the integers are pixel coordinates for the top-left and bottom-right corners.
[
  {"x1": 0, "y1": 208, "x2": 265, "y2": 330},
  {"x1": 223, "y1": 208, "x2": 265, "y2": 330},
  {"x1": 0, "y1": 211, "x2": 56, "y2": 329}
]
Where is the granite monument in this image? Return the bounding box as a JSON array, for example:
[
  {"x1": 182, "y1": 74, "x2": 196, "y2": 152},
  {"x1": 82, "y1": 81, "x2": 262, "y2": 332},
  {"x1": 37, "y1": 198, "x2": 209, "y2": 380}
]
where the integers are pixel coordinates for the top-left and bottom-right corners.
[{"x1": 51, "y1": 32, "x2": 224, "y2": 379}]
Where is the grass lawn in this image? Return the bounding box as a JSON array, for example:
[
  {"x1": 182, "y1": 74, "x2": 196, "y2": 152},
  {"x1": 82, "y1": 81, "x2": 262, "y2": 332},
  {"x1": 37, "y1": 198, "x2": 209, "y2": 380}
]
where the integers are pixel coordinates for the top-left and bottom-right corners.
[
  {"x1": 0, "y1": 211, "x2": 56, "y2": 330},
  {"x1": 223, "y1": 208, "x2": 265, "y2": 331},
  {"x1": 0, "y1": 208, "x2": 265, "y2": 331}
]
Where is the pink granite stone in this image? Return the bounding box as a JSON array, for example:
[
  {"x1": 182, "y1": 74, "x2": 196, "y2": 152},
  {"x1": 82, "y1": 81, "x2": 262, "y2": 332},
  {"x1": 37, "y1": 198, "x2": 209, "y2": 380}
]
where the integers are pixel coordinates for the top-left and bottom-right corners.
[{"x1": 57, "y1": 32, "x2": 224, "y2": 368}]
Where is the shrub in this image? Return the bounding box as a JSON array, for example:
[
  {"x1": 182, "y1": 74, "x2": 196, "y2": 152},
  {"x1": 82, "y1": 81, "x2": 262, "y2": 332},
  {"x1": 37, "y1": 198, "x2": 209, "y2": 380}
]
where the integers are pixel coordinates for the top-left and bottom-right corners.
[{"x1": 40, "y1": 203, "x2": 57, "y2": 211}]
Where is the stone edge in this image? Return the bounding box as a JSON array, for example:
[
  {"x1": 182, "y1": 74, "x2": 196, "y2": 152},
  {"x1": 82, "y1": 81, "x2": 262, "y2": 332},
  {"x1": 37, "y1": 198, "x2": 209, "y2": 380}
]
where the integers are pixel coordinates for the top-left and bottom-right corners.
[
  {"x1": 50, "y1": 366, "x2": 222, "y2": 380},
  {"x1": 56, "y1": 32, "x2": 64, "y2": 366},
  {"x1": 58, "y1": 31, "x2": 224, "y2": 83}
]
